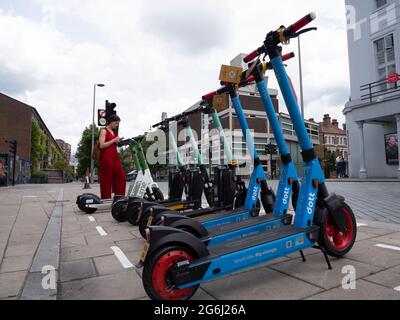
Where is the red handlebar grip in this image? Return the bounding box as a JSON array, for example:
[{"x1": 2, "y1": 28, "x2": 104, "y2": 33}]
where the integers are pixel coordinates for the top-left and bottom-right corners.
[
  {"x1": 244, "y1": 50, "x2": 259, "y2": 63},
  {"x1": 282, "y1": 52, "x2": 295, "y2": 62},
  {"x1": 290, "y1": 12, "x2": 316, "y2": 33},
  {"x1": 202, "y1": 91, "x2": 216, "y2": 101}
]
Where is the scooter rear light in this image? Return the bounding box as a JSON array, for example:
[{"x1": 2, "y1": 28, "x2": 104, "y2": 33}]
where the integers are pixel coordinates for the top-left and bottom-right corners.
[
  {"x1": 160, "y1": 216, "x2": 166, "y2": 226},
  {"x1": 145, "y1": 228, "x2": 151, "y2": 242}
]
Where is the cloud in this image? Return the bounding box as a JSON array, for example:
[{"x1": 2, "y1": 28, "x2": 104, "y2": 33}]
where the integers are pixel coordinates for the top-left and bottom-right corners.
[{"x1": 0, "y1": 1, "x2": 351, "y2": 154}]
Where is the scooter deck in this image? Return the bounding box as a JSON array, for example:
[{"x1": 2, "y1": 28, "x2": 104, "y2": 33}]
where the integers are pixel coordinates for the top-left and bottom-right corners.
[
  {"x1": 206, "y1": 214, "x2": 292, "y2": 238},
  {"x1": 194, "y1": 208, "x2": 250, "y2": 223},
  {"x1": 207, "y1": 225, "x2": 319, "y2": 258},
  {"x1": 183, "y1": 206, "x2": 230, "y2": 218}
]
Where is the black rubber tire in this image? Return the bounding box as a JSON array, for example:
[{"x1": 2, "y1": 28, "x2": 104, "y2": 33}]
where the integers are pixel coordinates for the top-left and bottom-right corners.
[
  {"x1": 138, "y1": 209, "x2": 152, "y2": 239},
  {"x1": 152, "y1": 187, "x2": 165, "y2": 201},
  {"x1": 84, "y1": 207, "x2": 98, "y2": 214},
  {"x1": 318, "y1": 202, "x2": 357, "y2": 258},
  {"x1": 111, "y1": 201, "x2": 128, "y2": 222},
  {"x1": 126, "y1": 203, "x2": 140, "y2": 226},
  {"x1": 142, "y1": 245, "x2": 200, "y2": 300}
]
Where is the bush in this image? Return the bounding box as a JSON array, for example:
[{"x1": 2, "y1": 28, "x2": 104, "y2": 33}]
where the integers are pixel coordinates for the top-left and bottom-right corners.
[{"x1": 31, "y1": 171, "x2": 49, "y2": 184}]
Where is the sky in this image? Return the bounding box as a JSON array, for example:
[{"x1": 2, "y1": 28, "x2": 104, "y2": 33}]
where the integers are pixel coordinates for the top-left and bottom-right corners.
[{"x1": 0, "y1": 0, "x2": 351, "y2": 155}]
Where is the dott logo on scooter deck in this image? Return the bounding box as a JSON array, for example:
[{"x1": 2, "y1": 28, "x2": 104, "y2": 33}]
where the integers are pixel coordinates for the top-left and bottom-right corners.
[
  {"x1": 282, "y1": 187, "x2": 290, "y2": 205},
  {"x1": 307, "y1": 193, "x2": 316, "y2": 215}
]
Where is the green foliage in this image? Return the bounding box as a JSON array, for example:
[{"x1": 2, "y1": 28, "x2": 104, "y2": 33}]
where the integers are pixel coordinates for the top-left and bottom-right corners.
[
  {"x1": 50, "y1": 159, "x2": 75, "y2": 182},
  {"x1": 31, "y1": 171, "x2": 48, "y2": 184},
  {"x1": 76, "y1": 125, "x2": 100, "y2": 177}
]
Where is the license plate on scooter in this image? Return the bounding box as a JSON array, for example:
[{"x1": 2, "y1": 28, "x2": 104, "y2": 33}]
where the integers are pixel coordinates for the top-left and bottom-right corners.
[
  {"x1": 147, "y1": 216, "x2": 153, "y2": 227},
  {"x1": 140, "y1": 242, "x2": 149, "y2": 263}
]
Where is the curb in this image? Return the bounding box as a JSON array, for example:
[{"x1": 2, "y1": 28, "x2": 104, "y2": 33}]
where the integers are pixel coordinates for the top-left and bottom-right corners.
[{"x1": 19, "y1": 189, "x2": 64, "y2": 300}]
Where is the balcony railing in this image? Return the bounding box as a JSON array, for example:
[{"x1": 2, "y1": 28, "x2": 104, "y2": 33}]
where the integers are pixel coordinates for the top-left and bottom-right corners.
[{"x1": 360, "y1": 73, "x2": 400, "y2": 103}]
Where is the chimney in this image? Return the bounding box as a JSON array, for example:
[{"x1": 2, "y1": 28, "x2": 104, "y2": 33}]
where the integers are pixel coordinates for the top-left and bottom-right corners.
[
  {"x1": 332, "y1": 119, "x2": 339, "y2": 128},
  {"x1": 323, "y1": 114, "x2": 331, "y2": 126}
]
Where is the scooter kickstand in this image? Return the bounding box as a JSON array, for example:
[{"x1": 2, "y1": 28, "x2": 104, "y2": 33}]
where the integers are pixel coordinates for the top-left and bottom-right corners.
[
  {"x1": 313, "y1": 245, "x2": 332, "y2": 270},
  {"x1": 300, "y1": 250, "x2": 306, "y2": 263}
]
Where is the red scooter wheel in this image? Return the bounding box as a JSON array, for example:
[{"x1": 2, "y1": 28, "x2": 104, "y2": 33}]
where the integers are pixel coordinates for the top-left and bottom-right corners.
[{"x1": 143, "y1": 246, "x2": 199, "y2": 300}]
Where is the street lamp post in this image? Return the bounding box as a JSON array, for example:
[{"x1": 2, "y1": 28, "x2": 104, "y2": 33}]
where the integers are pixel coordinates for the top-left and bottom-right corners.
[
  {"x1": 90, "y1": 83, "x2": 105, "y2": 184},
  {"x1": 296, "y1": 27, "x2": 317, "y2": 120}
]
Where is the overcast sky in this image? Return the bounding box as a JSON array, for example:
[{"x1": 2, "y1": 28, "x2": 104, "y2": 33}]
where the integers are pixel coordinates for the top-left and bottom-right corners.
[{"x1": 0, "y1": 0, "x2": 350, "y2": 155}]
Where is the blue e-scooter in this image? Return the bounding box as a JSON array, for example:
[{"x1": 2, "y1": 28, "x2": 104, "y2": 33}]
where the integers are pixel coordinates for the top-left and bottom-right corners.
[{"x1": 139, "y1": 13, "x2": 357, "y2": 300}]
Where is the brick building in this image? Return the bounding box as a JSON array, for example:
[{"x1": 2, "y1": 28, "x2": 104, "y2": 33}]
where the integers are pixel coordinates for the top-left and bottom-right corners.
[
  {"x1": 0, "y1": 93, "x2": 64, "y2": 186},
  {"x1": 56, "y1": 139, "x2": 72, "y2": 163}
]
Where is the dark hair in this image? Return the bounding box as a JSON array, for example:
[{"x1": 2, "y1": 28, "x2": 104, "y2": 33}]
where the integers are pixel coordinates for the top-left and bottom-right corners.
[{"x1": 107, "y1": 115, "x2": 121, "y2": 125}]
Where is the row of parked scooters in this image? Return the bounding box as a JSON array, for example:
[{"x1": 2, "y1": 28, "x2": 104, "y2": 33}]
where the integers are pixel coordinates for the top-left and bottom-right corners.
[{"x1": 76, "y1": 13, "x2": 357, "y2": 301}]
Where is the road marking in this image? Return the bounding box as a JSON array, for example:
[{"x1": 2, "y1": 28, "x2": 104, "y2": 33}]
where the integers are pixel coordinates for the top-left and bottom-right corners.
[
  {"x1": 111, "y1": 246, "x2": 134, "y2": 269},
  {"x1": 88, "y1": 216, "x2": 96, "y2": 222},
  {"x1": 23, "y1": 196, "x2": 37, "y2": 198},
  {"x1": 357, "y1": 223, "x2": 368, "y2": 227},
  {"x1": 96, "y1": 226, "x2": 108, "y2": 236},
  {"x1": 375, "y1": 244, "x2": 400, "y2": 252},
  {"x1": 394, "y1": 286, "x2": 400, "y2": 292}
]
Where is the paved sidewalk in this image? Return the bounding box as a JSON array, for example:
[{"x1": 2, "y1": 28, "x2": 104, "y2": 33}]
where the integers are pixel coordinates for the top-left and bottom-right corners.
[
  {"x1": 1, "y1": 181, "x2": 400, "y2": 300},
  {"x1": 0, "y1": 185, "x2": 59, "y2": 300}
]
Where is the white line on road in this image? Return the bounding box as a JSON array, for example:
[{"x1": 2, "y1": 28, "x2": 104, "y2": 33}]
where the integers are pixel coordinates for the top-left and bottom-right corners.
[
  {"x1": 357, "y1": 223, "x2": 368, "y2": 227},
  {"x1": 88, "y1": 216, "x2": 96, "y2": 222},
  {"x1": 375, "y1": 244, "x2": 400, "y2": 252},
  {"x1": 96, "y1": 226, "x2": 108, "y2": 236},
  {"x1": 394, "y1": 286, "x2": 400, "y2": 292},
  {"x1": 111, "y1": 246, "x2": 134, "y2": 269}
]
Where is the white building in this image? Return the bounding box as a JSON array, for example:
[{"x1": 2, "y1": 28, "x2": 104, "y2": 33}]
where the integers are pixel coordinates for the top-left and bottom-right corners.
[{"x1": 344, "y1": 0, "x2": 400, "y2": 178}]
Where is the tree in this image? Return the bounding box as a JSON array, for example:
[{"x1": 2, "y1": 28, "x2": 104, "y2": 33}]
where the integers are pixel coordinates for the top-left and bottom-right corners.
[
  {"x1": 76, "y1": 125, "x2": 100, "y2": 177},
  {"x1": 50, "y1": 159, "x2": 75, "y2": 182}
]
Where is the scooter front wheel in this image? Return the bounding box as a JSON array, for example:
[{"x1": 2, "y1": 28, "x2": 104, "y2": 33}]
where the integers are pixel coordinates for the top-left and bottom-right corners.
[
  {"x1": 142, "y1": 245, "x2": 199, "y2": 300},
  {"x1": 111, "y1": 201, "x2": 128, "y2": 222},
  {"x1": 318, "y1": 202, "x2": 357, "y2": 258}
]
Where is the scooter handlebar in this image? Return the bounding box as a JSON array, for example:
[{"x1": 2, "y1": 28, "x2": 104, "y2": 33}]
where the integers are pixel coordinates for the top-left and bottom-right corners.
[{"x1": 288, "y1": 12, "x2": 316, "y2": 34}]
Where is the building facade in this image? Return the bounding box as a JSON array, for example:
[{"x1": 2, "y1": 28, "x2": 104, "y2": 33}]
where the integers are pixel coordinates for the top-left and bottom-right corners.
[
  {"x1": 344, "y1": 0, "x2": 400, "y2": 178},
  {"x1": 318, "y1": 114, "x2": 349, "y2": 159},
  {"x1": 56, "y1": 139, "x2": 72, "y2": 163},
  {"x1": 0, "y1": 92, "x2": 64, "y2": 186}
]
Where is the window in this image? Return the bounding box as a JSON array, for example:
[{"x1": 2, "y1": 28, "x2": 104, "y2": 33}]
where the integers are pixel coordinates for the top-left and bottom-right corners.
[
  {"x1": 374, "y1": 33, "x2": 396, "y2": 89},
  {"x1": 376, "y1": 0, "x2": 387, "y2": 8}
]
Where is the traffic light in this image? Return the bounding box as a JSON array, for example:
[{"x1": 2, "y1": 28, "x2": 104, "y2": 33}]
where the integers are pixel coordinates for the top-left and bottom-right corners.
[
  {"x1": 265, "y1": 143, "x2": 278, "y2": 155},
  {"x1": 105, "y1": 100, "x2": 117, "y2": 120},
  {"x1": 98, "y1": 109, "x2": 107, "y2": 127},
  {"x1": 8, "y1": 140, "x2": 17, "y2": 156}
]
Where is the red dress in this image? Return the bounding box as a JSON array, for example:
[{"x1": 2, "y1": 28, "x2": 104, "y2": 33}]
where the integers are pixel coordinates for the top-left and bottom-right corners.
[{"x1": 99, "y1": 128, "x2": 126, "y2": 199}]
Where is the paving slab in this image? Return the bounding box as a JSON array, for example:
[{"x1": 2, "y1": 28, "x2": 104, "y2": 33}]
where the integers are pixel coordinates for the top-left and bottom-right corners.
[
  {"x1": 84, "y1": 231, "x2": 134, "y2": 246},
  {"x1": 371, "y1": 232, "x2": 400, "y2": 247},
  {"x1": 364, "y1": 265, "x2": 400, "y2": 289},
  {"x1": 61, "y1": 244, "x2": 114, "y2": 262},
  {"x1": 201, "y1": 267, "x2": 323, "y2": 300},
  {"x1": 0, "y1": 255, "x2": 33, "y2": 273},
  {"x1": 114, "y1": 239, "x2": 146, "y2": 253},
  {"x1": 345, "y1": 240, "x2": 400, "y2": 268},
  {"x1": 93, "y1": 254, "x2": 127, "y2": 276},
  {"x1": 270, "y1": 254, "x2": 381, "y2": 290},
  {"x1": 59, "y1": 270, "x2": 146, "y2": 300},
  {"x1": 0, "y1": 271, "x2": 26, "y2": 299},
  {"x1": 4, "y1": 243, "x2": 40, "y2": 258},
  {"x1": 61, "y1": 235, "x2": 87, "y2": 249},
  {"x1": 306, "y1": 279, "x2": 400, "y2": 300},
  {"x1": 60, "y1": 259, "x2": 97, "y2": 282}
]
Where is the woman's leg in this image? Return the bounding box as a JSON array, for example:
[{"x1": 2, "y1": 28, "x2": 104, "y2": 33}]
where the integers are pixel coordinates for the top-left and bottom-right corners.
[
  {"x1": 99, "y1": 159, "x2": 114, "y2": 199},
  {"x1": 113, "y1": 158, "x2": 127, "y2": 196}
]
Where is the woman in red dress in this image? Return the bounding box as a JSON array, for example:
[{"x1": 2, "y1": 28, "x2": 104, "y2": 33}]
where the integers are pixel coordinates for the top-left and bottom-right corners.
[{"x1": 99, "y1": 115, "x2": 126, "y2": 200}]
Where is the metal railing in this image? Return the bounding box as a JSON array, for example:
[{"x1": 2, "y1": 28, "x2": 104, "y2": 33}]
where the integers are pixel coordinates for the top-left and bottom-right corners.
[{"x1": 360, "y1": 75, "x2": 400, "y2": 103}]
